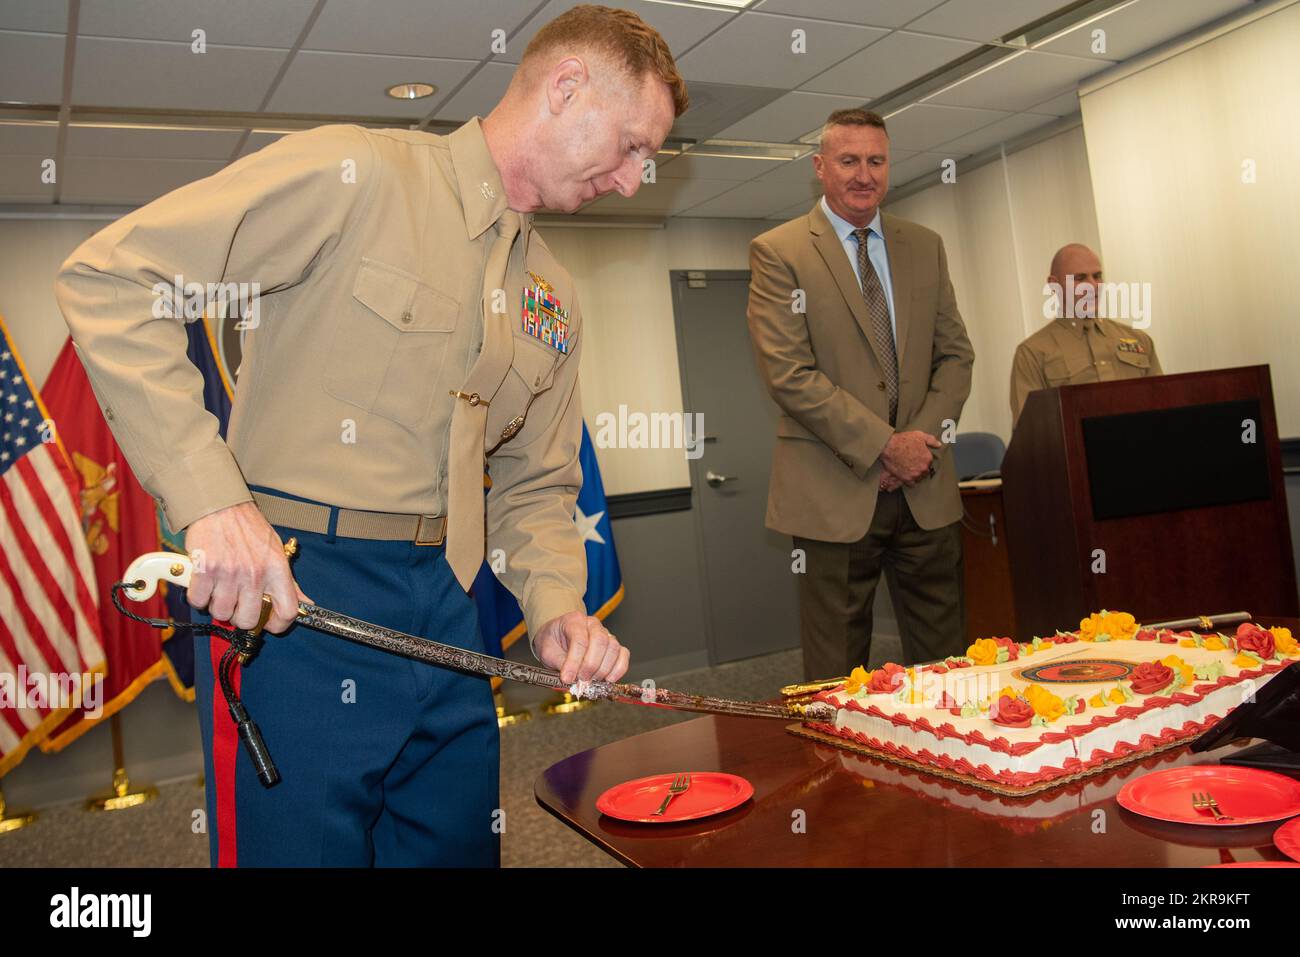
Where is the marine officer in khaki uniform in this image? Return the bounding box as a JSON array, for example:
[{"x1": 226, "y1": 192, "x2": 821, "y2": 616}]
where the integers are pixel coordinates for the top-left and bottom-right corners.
[
  {"x1": 55, "y1": 5, "x2": 687, "y2": 867},
  {"x1": 1011, "y1": 243, "x2": 1162, "y2": 425}
]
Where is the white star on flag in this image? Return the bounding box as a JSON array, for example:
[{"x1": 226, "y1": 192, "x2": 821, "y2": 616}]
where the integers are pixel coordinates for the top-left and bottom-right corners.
[{"x1": 574, "y1": 505, "x2": 605, "y2": 545}]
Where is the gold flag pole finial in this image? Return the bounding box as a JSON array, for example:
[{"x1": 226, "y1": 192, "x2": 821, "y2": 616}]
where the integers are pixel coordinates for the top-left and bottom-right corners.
[{"x1": 86, "y1": 714, "x2": 159, "y2": 812}]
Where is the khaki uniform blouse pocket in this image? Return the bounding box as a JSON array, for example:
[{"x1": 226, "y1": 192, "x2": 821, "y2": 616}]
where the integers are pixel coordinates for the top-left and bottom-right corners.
[{"x1": 323, "y1": 257, "x2": 460, "y2": 429}]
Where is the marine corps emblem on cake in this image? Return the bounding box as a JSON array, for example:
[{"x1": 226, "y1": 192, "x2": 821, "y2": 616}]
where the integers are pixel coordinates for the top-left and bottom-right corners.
[{"x1": 1014, "y1": 659, "x2": 1136, "y2": 684}]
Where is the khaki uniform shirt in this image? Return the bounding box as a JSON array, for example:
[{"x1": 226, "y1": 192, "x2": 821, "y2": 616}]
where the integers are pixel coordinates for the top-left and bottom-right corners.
[
  {"x1": 1010, "y1": 316, "x2": 1162, "y2": 426},
  {"x1": 55, "y1": 118, "x2": 587, "y2": 639}
]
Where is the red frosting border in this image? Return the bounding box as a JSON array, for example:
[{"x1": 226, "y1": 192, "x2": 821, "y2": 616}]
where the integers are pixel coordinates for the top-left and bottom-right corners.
[{"x1": 803, "y1": 714, "x2": 1224, "y2": 788}]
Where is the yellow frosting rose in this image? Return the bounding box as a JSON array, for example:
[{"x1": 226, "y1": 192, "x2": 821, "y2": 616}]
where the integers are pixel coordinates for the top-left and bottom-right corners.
[
  {"x1": 1178, "y1": 639, "x2": 1197, "y2": 648},
  {"x1": 998, "y1": 685, "x2": 1019, "y2": 700},
  {"x1": 1233, "y1": 653, "x2": 1260, "y2": 669},
  {"x1": 1160, "y1": 654, "x2": 1195, "y2": 687},
  {"x1": 1107, "y1": 687, "x2": 1128, "y2": 705},
  {"x1": 843, "y1": 665, "x2": 870, "y2": 695},
  {"x1": 1088, "y1": 691, "x2": 1107, "y2": 708},
  {"x1": 1024, "y1": 684, "x2": 1066, "y2": 722},
  {"x1": 1078, "y1": 610, "x2": 1137, "y2": 642},
  {"x1": 968, "y1": 638, "x2": 1000, "y2": 666},
  {"x1": 1203, "y1": 635, "x2": 1227, "y2": 651},
  {"x1": 1271, "y1": 627, "x2": 1299, "y2": 656}
]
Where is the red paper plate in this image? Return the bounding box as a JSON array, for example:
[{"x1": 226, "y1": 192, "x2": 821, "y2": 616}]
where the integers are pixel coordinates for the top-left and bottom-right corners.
[
  {"x1": 1275, "y1": 817, "x2": 1300, "y2": 862},
  {"x1": 1207, "y1": 861, "x2": 1300, "y2": 868},
  {"x1": 1118, "y1": 765, "x2": 1300, "y2": 826},
  {"x1": 596, "y1": 772, "x2": 753, "y2": 824}
]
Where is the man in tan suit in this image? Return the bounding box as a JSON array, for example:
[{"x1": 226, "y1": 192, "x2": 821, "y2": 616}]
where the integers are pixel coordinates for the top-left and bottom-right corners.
[
  {"x1": 55, "y1": 6, "x2": 686, "y2": 866},
  {"x1": 747, "y1": 109, "x2": 974, "y2": 680},
  {"x1": 1011, "y1": 243, "x2": 1162, "y2": 425}
]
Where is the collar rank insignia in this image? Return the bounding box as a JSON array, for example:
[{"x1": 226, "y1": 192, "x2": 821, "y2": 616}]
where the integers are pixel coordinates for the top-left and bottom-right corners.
[
  {"x1": 1117, "y1": 338, "x2": 1145, "y2": 354},
  {"x1": 522, "y1": 279, "x2": 570, "y2": 354}
]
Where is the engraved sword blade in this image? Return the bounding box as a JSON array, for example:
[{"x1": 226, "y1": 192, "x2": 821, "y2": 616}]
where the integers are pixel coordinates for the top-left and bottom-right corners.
[{"x1": 294, "y1": 602, "x2": 833, "y2": 723}]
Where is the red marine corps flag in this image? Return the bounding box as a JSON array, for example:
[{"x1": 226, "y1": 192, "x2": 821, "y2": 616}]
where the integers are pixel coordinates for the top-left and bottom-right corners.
[
  {"x1": 0, "y1": 317, "x2": 105, "y2": 775},
  {"x1": 37, "y1": 337, "x2": 169, "y2": 752}
]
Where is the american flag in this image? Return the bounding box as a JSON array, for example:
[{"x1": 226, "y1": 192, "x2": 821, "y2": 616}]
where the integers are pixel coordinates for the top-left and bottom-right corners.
[{"x1": 0, "y1": 319, "x2": 105, "y2": 776}]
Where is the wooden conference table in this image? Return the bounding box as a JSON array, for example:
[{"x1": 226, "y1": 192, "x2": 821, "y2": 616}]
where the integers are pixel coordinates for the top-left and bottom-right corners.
[{"x1": 536, "y1": 620, "x2": 1300, "y2": 867}]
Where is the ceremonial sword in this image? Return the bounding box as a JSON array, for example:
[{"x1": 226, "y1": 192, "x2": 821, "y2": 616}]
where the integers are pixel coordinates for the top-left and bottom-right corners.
[{"x1": 117, "y1": 548, "x2": 836, "y2": 785}]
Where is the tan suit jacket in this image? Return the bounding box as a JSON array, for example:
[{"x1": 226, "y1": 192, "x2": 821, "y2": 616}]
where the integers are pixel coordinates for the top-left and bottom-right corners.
[
  {"x1": 54, "y1": 119, "x2": 586, "y2": 638},
  {"x1": 747, "y1": 203, "x2": 974, "y2": 541}
]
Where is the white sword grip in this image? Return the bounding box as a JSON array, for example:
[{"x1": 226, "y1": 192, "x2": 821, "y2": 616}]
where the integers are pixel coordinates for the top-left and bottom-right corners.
[{"x1": 121, "y1": 551, "x2": 193, "y2": 600}]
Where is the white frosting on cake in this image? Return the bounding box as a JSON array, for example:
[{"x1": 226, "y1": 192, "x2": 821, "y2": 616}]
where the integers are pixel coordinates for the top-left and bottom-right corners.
[{"x1": 813, "y1": 636, "x2": 1291, "y2": 785}]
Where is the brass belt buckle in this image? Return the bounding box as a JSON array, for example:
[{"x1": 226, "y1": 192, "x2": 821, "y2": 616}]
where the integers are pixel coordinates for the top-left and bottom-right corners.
[{"x1": 414, "y1": 514, "x2": 445, "y2": 546}]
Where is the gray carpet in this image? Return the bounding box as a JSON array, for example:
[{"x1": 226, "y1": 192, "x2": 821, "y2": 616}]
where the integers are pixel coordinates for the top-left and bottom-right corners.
[{"x1": 0, "y1": 638, "x2": 903, "y2": 867}]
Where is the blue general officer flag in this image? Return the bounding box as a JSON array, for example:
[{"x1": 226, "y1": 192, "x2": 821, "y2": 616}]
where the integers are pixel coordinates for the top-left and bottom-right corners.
[
  {"x1": 474, "y1": 421, "x2": 624, "y2": 658},
  {"x1": 158, "y1": 317, "x2": 234, "y2": 698}
]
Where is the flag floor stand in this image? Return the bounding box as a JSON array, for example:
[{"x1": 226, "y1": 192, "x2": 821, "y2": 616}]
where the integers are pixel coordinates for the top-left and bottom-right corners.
[
  {"x1": 494, "y1": 689, "x2": 532, "y2": 728},
  {"x1": 86, "y1": 714, "x2": 158, "y2": 812},
  {"x1": 0, "y1": 786, "x2": 37, "y2": 834},
  {"x1": 541, "y1": 691, "x2": 598, "y2": 716}
]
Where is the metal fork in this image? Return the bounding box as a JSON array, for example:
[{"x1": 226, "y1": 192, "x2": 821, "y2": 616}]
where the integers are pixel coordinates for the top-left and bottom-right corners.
[
  {"x1": 1192, "y1": 791, "x2": 1233, "y2": 821},
  {"x1": 652, "y1": 773, "x2": 692, "y2": 817}
]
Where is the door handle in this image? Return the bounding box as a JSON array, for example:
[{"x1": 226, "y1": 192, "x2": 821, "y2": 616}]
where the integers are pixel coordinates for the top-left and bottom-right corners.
[{"x1": 705, "y1": 470, "x2": 736, "y2": 488}]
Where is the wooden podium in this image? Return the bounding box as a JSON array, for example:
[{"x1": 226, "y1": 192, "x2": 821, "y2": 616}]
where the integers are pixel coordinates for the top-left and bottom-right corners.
[{"x1": 1001, "y1": 365, "x2": 1298, "y2": 640}]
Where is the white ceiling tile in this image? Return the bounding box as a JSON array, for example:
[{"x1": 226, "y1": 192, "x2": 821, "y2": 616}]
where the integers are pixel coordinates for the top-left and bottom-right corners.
[
  {"x1": 764, "y1": 198, "x2": 815, "y2": 221},
  {"x1": 61, "y1": 156, "x2": 226, "y2": 205},
  {"x1": 676, "y1": 12, "x2": 889, "y2": 88},
  {"x1": 928, "y1": 110, "x2": 1058, "y2": 157},
  {"x1": 755, "y1": 152, "x2": 816, "y2": 184},
  {"x1": 0, "y1": 123, "x2": 57, "y2": 155},
  {"x1": 304, "y1": 0, "x2": 539, "y2": 58},
  {"x1": 668, "y1": 81, "x2": 788, "y2": 142},
  {"x1": 679, "y1": 175, "x2": 820, "y2": 217},
  {"x1": 755, "y1": 0, "x2": 946, "y2": 30},
  {"x1": 267, "y1": 51, "x2": 477, "y2": 117},
  {"x1": 801, "y1": 29, "x2": 979, "y2": 96},
  {"x1": 1038, "y1": 0, "x2": 1250, "y2": 62},
  {"x1": 658, "y1": 153, "x2": 785, "y2": 181},
  {"x1": 71, "y1": 37, "x2": 288, "y2": 111},
  {"x1": 0, "y1": 2, "x2": 67, "y2": 33},
  {"x1": 585, "y1": 176, "x2": 738, "y2": 214},
  {"x1": 906, "y1": 0, "x2": 1068, "y2": 43},
  {"x1": 1025, "y1": 89, "x2": 1080, "y2": 116},
  {"x1": 237, "y1": 131, "x2": 287, "y2": 158},
  {"x1": 925, "y1": 49, "x2": 1106, "y2": 113},
  {"x1": 715, "y1": 91, "x2": 866, "y2": 142},
  {"x1": 65, "y1": 127, "x2": 243, "y2": 160},
  {"x1": 883, "y1": 102, "x2": 1009, "y2": 151},
  {"x1": 498, "y1": 0, "x2": 735, "y2": 63},
  {"x1": 78, "y1": 0, "x2": 318, "y2": 49},
  {"x1": 0, "y1": 154, "x2": 56, "y2": 200},
  {"x1": 0, "y1": 30, "x2": 66, "y2": 103},
  {"x1": 886, "y1": 150, "x2": 949, "y2": 188},
  {"x1": 432, "y1": 62, "x2": 514, "y2": 121}
]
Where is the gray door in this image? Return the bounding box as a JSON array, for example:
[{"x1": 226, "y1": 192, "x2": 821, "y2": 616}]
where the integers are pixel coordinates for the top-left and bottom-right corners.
[{"x1": 672, "y1": 270, "x2": 800, "y2": 664}]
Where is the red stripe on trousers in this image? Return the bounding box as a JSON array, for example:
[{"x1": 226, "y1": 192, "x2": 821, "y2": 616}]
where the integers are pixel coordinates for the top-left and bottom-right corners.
[{"x1": 209, "y1": 627, "x2": 240, "y2": 867}]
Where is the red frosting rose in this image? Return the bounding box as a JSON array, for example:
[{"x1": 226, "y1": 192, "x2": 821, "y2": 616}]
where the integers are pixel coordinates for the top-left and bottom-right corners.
[
  {"x1": 990, "y1": 636, "x2": 1020, "y2": 660},
  {"x1": 1129, "y1": 661, "x2": 1175, "y2": 695},
  {"x1": 990, "y1": 695, "x2": 1034, "y2": 727},
  {"x1": 1234, "y1": 623, "x2": 1275, "y2": 661},
  {"x1": 867, "y1": 662, "x2": 906, "y2": 694}
]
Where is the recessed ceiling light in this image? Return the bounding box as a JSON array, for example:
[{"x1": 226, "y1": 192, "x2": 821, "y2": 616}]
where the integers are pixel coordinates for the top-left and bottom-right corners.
[{"x1": 386, "y1": 82, "x2": 437, "y2": 100}]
